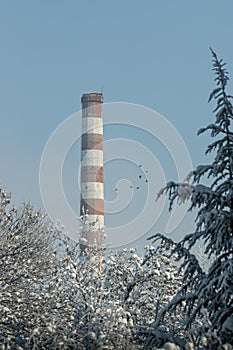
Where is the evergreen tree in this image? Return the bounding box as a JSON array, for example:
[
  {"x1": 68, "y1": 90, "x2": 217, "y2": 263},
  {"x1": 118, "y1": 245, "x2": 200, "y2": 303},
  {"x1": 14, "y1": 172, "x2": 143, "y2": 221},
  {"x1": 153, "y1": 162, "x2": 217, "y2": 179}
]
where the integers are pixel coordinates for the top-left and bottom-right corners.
[{"x1": 148, "y1": 49, "x2": 233, "y2": 346}]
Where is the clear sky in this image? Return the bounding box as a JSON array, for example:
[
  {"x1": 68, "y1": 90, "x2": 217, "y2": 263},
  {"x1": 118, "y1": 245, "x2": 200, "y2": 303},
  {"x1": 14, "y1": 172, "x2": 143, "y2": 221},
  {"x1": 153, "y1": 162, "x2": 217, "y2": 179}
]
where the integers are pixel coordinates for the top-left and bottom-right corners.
[{"x1": 1, "y1": 1, "x2": 233, "y2": 247}]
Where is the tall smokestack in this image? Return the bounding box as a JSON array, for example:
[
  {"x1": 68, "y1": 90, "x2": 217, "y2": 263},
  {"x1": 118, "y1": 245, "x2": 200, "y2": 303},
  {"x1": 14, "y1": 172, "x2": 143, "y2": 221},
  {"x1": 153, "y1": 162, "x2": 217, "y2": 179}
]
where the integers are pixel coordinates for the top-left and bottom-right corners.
[{"x1": 80, "y1": 93, "x2": 104, "y2": 250}]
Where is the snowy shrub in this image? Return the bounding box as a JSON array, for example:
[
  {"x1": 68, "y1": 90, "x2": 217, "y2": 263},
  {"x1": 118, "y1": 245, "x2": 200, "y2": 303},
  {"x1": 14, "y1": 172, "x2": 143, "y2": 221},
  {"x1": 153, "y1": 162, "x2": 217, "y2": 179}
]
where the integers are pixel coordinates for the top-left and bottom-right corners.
[{"x1": 0, "y1": 186, "x2": 182, "y2": 349}]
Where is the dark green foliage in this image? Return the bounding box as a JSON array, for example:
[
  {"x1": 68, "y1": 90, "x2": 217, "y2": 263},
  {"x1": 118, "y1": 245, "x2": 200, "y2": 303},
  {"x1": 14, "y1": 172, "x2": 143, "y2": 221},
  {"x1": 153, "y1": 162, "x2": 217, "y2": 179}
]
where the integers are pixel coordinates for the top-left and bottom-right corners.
[{"x1": 148, "y1": 49, "x2": 233, "y2": 347}]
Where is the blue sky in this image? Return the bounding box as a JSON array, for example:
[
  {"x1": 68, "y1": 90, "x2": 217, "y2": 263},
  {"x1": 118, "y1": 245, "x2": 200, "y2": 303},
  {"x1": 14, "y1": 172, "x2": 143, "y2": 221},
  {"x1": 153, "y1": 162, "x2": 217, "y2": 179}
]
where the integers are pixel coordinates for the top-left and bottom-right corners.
[{"x1": 1, "y1": 1, "x2": 233, "y2": 246}]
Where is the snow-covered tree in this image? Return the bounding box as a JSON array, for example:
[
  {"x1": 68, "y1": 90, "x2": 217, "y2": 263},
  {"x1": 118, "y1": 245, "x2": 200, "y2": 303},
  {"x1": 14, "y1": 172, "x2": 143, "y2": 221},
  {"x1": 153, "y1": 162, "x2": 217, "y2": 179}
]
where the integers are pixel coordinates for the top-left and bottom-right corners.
[
  {"x1": 147, "y1": 49, "x2": 233, "y2": 347},
  {"x1": 0, "y1": 186, "x2": 61, "y2": 348},
  {"x1": 0, "y1": 186, "x2": 182, "y2": 349},
  {"x1": 44, "y1": 245, "x2": 182, "y2": 349}
]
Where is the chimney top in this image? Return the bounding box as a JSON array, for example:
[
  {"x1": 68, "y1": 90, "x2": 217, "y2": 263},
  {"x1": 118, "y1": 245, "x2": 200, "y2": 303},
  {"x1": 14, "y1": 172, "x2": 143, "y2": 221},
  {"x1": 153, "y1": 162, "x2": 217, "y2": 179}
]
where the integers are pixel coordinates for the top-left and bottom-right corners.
[{"x1": 81, "y1": 92, "x2": 104, "y2": 103}]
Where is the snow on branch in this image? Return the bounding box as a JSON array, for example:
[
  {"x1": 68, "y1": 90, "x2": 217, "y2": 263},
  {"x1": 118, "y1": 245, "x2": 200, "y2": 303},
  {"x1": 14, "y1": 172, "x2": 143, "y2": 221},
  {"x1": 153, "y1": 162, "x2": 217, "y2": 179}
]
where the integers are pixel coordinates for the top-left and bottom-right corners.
[{"x1": 156, "y1": 182, "x2": 193, "y2": 211}]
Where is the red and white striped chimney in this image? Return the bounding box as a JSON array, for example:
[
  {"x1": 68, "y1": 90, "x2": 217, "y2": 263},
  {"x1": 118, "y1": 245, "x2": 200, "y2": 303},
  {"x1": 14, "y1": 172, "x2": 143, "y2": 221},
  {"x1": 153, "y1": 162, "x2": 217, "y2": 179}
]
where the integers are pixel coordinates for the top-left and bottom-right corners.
[{"x1": 80, "y1": 93, "x2": 104, "y2": 249}]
